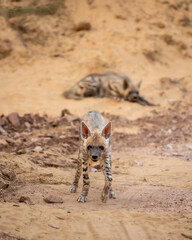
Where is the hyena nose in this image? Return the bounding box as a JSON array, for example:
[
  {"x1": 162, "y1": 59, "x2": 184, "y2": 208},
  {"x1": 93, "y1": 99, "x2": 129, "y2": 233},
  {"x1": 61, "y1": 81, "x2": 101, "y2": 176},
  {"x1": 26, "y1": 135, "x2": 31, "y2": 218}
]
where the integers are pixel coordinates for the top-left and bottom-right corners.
[{"x1": 92, "y1": 155, "x2": 98, "y2": 160}]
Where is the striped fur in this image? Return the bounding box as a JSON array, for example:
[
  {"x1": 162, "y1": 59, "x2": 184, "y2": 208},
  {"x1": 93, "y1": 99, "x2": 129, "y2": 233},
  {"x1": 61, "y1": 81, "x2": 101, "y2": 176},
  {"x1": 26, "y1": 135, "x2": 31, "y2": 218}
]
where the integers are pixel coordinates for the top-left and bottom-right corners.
[
  {"x1": 70, "y1": 111, "x2": 116, "y2": 203},
  {"x1": 63, "y1": 72, "x2": 154, "y2": 105}
]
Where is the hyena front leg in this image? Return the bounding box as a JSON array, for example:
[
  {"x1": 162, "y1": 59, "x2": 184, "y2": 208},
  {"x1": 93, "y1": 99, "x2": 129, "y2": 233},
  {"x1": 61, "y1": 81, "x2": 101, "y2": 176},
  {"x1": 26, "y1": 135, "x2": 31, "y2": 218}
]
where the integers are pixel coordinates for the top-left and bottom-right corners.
[
  {"x1": 70, "y1": 155, "x2": 82, "y2": 193},
  {"x1": 101, "y1": 152, "x2": 113, "y2": 203},
  {"x1": 77, "y1": 151, "x2": 90, "y2": 203},
  {"x1": 109, "y1": 186, "x2": 116, "y2": 199}
]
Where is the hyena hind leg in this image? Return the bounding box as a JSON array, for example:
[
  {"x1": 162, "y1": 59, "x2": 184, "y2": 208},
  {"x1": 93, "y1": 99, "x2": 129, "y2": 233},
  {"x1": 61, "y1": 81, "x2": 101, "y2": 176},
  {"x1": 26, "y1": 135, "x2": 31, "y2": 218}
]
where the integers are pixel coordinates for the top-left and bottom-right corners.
[
  {"x1": 109, "y1": 187, "x2": 116, "y2": 199},
  {"x1": 70, "y1": 184, "x2": 78, "y2": 193}
]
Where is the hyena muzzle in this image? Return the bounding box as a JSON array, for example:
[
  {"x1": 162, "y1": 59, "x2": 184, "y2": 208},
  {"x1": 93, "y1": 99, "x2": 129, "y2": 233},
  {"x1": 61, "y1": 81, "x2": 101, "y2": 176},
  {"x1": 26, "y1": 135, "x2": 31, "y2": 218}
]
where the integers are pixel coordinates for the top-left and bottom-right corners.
[{"x1": 70, "y1": 111, "x2": 116, "y2": 203}]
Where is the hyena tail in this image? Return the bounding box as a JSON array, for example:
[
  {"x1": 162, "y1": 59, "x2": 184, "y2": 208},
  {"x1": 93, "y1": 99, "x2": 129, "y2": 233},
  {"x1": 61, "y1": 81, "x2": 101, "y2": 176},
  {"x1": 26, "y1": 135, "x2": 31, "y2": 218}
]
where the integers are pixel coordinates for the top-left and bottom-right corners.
[{"x1": 63, "y1": 90, "x2": 81, "y2": 100}]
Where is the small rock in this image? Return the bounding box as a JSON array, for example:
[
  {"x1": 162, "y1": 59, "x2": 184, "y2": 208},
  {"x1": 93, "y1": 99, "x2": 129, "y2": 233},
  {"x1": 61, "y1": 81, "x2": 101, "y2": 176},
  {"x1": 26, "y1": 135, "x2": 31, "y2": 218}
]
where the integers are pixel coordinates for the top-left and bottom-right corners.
[
  {"x1": 134, "y1": 160, "x2": 144, "y2": 166},
  {"x1": 138, "y1": 161, "x2": 144, "y2": 166},
  {"x1": 143, "y1": 49, "x2": 158, "y2": 62},
  {"x1": 61, "y1": 109, "x2": 70, "y2": 117},
  {"x1": 14, "y1": 132, "x2": 21, "y2": 138},
  {"x1": 44, "y1": 195, "x2": 64, "y2": 203},
  {"x1": 153, "y1": 22, "x2": 165, "y2": 28},
  {"x1": 1, "y1": 168, "x2": 16, "y2": 181},
  {"x1": 24, "y1": 122, "x2": 31, "y2": 129},
  {"x1": 5, "y1": 138, "x2": 14, "y2": 144},
  {"x1": 0, "y1": 126, "x2": 7, "y2": 135},
  {"x1": 0, "y1": 178, "x2": 9, "y2": 189},
  {"x1": 0, "y1": 139, "x2": 7, "y2": 145},
  {"x1": 0, "y1": 117, "x2": 6, "y2": 126},
  {"x1": 50, "y1": 120, "x2": 59, "y2": 127},
  {"x1": 33, "y1": 146, "x2": 43, "y2": 153},
  {"x1": 12, "y1": 204, "x2": 20, "y2": 207},
  {"x1": 167, "y1": 129, "x2": 172, "y2": 134},
  {"x1": 178, "y1": 16, "x2": 191, "y2": 27},
  {"x1": 143, "y1": 178, "x2": 147, "y2": 182},
  {"x1": 0, "y1": 39, "x2": 13, "y2": 59},
  {"x1": 178, "y1": 41, "x2": 187, "y2": 50},
  {"x1": 31, "y1": 138, "x2": 38, "y2": 142},
  {"x1": 19, "y1": 196, "x2": 31, "y2": 204},
  {"x1": 115, "y1": 14, "x2": 126, "y2": 20},
  {"x1": 162, "y1": 34, "x2": 175, "y2": 45},
  {"x1": 74, "y1": 22, "x2": 92, "y2": 31},
  {"x1": 7, "y1": 112, "x2": 20, "y2": 128},
  {"x1": 16, "y1": 149, "x2": 26, "y2": 155},
  {"x1": 165, "y1": 144, "x2": 173, "y2": 150}
]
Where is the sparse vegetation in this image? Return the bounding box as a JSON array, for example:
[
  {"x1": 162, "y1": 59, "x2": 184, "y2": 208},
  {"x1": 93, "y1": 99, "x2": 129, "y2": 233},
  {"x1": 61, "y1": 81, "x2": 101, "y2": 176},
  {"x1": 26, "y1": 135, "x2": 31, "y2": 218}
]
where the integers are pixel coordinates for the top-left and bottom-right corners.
[{"x1": 0, "y1": 0, "x2": 63, "y2": 18}]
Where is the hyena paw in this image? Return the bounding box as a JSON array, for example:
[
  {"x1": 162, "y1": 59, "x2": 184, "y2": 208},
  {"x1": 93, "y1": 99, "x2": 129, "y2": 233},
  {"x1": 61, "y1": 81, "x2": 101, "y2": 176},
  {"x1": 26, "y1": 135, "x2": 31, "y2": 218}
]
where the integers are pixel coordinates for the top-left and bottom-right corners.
[
  {"x1": 70, "y1": 185, "x2": 78, "y2": 193},
  {"x1": 109, "y1": 190, "x2": 116, "y2": 199},
  {"x1": 101, "y1": 191, "x2": 109, "y2": 203},
  {"x1": 77, "y1": 195, "x2": 87, "y2": 203}
]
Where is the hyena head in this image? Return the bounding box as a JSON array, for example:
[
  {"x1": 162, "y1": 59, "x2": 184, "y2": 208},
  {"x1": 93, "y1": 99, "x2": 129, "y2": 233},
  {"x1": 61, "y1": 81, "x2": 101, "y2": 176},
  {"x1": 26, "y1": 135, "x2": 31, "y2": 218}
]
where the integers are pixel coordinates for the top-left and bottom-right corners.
[
  {"x1": 81, "y1": 121, "x2": 112, "y2": 162},
  {"x1": 123, "y1": 79, "x2": 142, "y2": 102}
]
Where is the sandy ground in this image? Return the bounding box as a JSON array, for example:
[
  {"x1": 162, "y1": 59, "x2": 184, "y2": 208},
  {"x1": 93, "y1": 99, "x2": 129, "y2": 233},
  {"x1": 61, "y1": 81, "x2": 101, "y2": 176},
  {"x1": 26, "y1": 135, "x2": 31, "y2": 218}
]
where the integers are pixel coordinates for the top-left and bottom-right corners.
[{"x1": 0, "y1": 0, "x2": 192, "y2": 239}]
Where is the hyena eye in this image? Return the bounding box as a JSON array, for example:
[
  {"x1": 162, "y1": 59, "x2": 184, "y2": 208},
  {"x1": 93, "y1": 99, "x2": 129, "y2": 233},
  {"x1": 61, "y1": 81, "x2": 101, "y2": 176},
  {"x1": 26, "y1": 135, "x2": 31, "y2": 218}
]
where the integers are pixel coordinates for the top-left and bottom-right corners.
[
  {"x1": 99, "y1": 146, "x2": 104, "y2": 151},
  {"x1": 87, "y1": 145, "x2": 92, "y2": 150}
]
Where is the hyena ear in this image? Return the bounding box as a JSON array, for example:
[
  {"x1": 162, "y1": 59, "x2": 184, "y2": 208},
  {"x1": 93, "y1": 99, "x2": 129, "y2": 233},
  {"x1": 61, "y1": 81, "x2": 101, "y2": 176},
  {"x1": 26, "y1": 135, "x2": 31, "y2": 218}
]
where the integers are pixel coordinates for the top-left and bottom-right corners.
[
  {"x1": 123, "y1": 79, "x2": 129, "y2": 90},
  {"x1": 137, "y1": 80, "x2": 142, "y2": 89},
  {"x1": 102, "y1": 122, "x2": 112, "y2": 139},
  {"x1": 81, "y1": 121, "x2": 91, "y2": 139}
]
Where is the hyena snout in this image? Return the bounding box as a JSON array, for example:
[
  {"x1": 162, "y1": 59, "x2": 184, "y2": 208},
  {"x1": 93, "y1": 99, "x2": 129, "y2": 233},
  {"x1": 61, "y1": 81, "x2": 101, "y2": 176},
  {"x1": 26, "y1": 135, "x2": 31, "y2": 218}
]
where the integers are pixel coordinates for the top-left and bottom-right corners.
[
  {"x1": 128, "y1": 92, "x2": 139, "y2": 102},
  {"x1": 132, "y1": 94, "x2": 138, "y2": 101},
  {"x1": 91, "y1": 155, "x2": 99, "y2": 161},
  {"x1": 87, "y1": 146, "x2": 104, "y2": 162}
]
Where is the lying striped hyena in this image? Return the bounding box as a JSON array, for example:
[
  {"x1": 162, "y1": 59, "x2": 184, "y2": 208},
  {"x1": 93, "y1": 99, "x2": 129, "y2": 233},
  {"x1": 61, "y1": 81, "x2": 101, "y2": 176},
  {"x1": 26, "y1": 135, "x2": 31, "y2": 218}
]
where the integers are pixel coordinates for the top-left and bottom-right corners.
[
  {"x1": 70, "y1": 111, "x2": 116, "y2": 203},
  {"x1": 64, "y1": 72, "x2": 153, "y2": 106}
]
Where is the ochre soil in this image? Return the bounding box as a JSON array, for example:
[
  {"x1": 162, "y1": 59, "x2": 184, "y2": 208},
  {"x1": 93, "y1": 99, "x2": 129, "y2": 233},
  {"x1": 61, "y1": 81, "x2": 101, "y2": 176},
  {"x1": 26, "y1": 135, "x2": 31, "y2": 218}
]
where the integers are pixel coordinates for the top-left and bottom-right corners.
[{"x1": 0, "y1": 0, "x2": 192, "y2": 239}]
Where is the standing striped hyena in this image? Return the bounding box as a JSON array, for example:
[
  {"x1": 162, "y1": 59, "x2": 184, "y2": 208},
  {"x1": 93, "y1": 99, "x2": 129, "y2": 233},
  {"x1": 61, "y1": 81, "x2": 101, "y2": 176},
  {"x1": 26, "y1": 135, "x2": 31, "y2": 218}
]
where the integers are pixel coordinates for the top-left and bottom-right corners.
[{"x1": 70, "y1": 111, "x2": 116, "y2": 203}]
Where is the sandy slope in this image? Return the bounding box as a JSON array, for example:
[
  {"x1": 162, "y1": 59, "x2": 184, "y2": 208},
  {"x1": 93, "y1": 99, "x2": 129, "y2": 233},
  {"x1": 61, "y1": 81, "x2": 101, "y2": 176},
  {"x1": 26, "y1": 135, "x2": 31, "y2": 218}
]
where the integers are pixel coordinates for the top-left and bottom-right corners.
[{"x1": 0, "y1": 0, "x2": 192, "y2": 239}]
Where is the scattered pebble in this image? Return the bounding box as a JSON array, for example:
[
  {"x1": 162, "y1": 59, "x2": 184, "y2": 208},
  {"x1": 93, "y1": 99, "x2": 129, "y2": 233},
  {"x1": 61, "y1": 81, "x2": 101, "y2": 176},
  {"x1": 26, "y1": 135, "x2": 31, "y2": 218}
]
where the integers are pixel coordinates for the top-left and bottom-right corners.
[
  {"x1": 7, "y1": 112, "x2": 20, "y2": 128},
  {"x1": 1, "y1": 168, "x2": 16, "y2": 181},
  {"x1": 0, "y1": 126, "x2": 7, "y2": 135},
  {"x1": 19, "y1": 196, "x2": 32, "y2": 204},
  {"x1": 167, "y1": 129, "x2": 172, "y2": 134},
  {"x1": 134, "y1": 160, "x2": 144, "y2": 166},
  {"x1": 6, "y1": 138, "x2": 14, "y2": 144},
  {"x1": 0, "y1": 178, "x2": 9, "y2": 189},
  {"x1": 33, "y1": 146, "x2": 43, "y2": 153},
  {"x1": 165, "y1": 144, "x2": 173, "y2": 150},
  {"x1": 24, "y1": 122, "x2": 31, "y2": 129},
  {"x1": 74, "y1": 22, "x2": 92, "y2": 31},
  {"x1": 31, "y1": 138, "x2": 38, "y2": 142},
  {"x1": 44, "y1": 195, "x2": 64, "y2": 203}
]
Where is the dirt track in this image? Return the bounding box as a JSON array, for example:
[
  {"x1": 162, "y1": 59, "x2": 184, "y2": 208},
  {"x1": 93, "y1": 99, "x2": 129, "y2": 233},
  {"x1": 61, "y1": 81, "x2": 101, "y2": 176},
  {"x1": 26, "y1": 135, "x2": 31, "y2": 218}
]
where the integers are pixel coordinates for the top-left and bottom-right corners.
[{"x1": 0, "y1": 0, "x2": 192, "y2": 239}]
